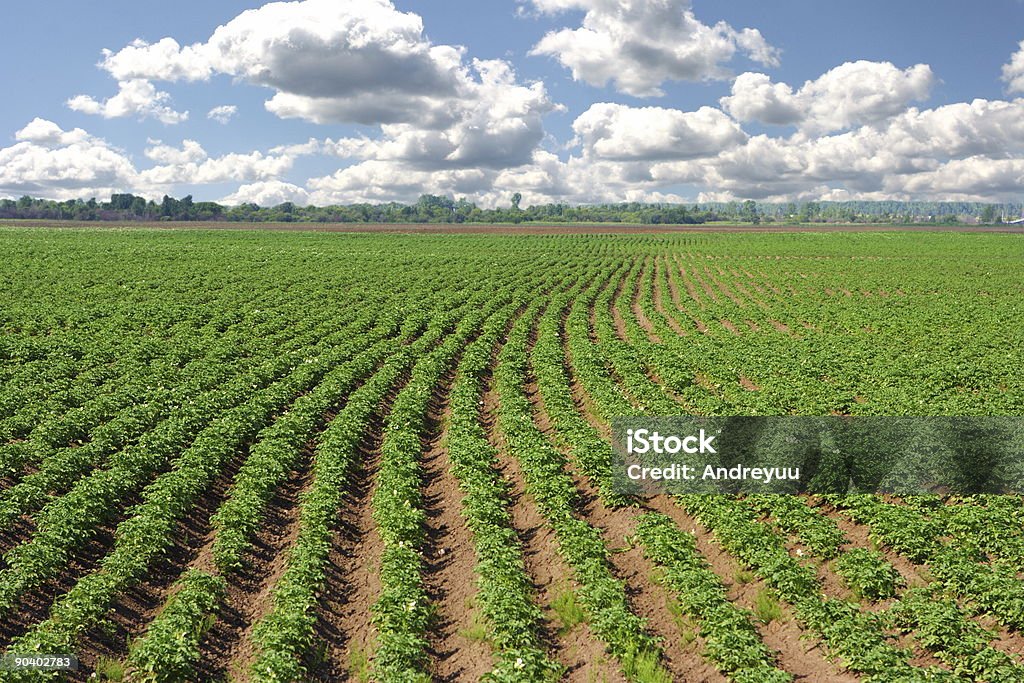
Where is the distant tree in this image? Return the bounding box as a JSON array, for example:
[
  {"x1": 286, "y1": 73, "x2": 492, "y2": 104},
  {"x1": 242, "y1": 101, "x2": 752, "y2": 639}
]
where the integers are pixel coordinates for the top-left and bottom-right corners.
[
  {"x1": 511, "y1": 192, "x2": 522, "y2": 211},
  {"x1": 981, "y1": 205, "x2": 997, "y2": 224},
  {"x1": 741, "y1": 199, "x2": 760, "y2": 224}
]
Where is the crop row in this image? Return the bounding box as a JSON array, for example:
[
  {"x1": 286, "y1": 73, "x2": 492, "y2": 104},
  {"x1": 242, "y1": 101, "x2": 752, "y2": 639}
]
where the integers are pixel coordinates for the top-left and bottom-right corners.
[
  {"x1": 125, "y1": 312, "x2": 428, "y2": 682},
  {"x1": 832, "y1": 495, "x2": 1024, "y2": 630},
  {"x1": 126, "y1": 274, "x2": 513, "y2": 682},
  {"x1": 0, "y1": 306, "x2": 360, "y2": 528},
  {"x1": 441, "y1": 296, "x2": 564, "y2": 682},
  {"x1": 246, "y1": 307, "x2": 478, "y2": 681},
  {"x1": 635, "y1": 512, "x2": 791, "y2": 682},
  {"x1": 0, "y1": 309, "x2": 392, "y2": 620},
  {"x1": 369, "y1": 287, "x2": 518, "y2": 680},
  {"x1": 533, "y1": 266, "x2": 626, "y2": 505},
  {"x1": 2, "y1": 317, "x2": 411, "y2": 676},
  {"x1": 679, "y1": 495, "x2": 940, "y2": 680},
  {"x1": 494, "y1": 281, "x2": 671, "y2": 682}
]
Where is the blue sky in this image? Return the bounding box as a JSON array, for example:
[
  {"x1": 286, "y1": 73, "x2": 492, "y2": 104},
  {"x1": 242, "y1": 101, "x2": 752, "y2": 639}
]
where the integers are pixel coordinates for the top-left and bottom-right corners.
[{"x1": 1, "y1": 0, "x2": 1023, "y2": 206}]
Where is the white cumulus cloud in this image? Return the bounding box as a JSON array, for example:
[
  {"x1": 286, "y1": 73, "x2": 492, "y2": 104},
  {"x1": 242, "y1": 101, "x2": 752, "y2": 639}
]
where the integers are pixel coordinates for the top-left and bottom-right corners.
[
  {"x1": 1003, "y1": 40, "x2": 1024, "y2": 93},
  {"x1": 220, "y1": 180, "x2": 311, "y2": 206},
  {"x1": 67, "y1": 79, "x2": 188, "y2": 125},
  {"x1": 138, "y1": 139, "x2": 299, "y2": 186},
  {"x1": 722, "y1": 61, "x2": 935, "y2": 135},
  {"x1": 1, "y1": 120, "x2": 138, "y2": 199},
  {"x1": 91, "y1": 0, "x2": 558, "y2": 181},
  {"x1": 527, "y1": 0, "x2": 779, "y2": 97},
  {"x1": 207, "y1": 105, "x2": 238, "y2": 124},
  {"x1": 572, "y1": 102, "x2": 746, "y2": 160},
  {"x1": 97, "y1": 0, "x2": 468, "y2": 125}
]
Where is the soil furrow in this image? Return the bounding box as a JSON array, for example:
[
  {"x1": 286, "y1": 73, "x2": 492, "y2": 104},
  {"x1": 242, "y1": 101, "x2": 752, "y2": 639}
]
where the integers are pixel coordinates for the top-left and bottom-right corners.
[
  {"x1": 195, "y1": 443, "x2": 316, "y2": 682},
  {"x1": 422, "y1": 371, "x2": 494, "y2": 682},
  {"x1": 71, "y1": 443, "x2": 253, "y2": 679},
  {"x1": 308, "y1": 384, "x2": 406, "y2": 682},
  {"x1": 528, "y1": 304, "x2": 720, "y2": 682},
  {"x1": 631, "y1": 257, "x2": 662, "y2": 343},
  {"x1": 647, "y1": 498, "x2": 861, "y2": 683},
  {"x1": 652, "y1": 256, "x2": 688, "y2": 337},
  {"x1": 482, "y1": 380, "x2": 620, "y2": 682}
]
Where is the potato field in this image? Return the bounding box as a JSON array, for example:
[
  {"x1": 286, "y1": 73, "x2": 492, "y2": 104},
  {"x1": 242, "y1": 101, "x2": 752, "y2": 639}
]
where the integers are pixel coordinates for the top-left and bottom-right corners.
[{"x1": 0, "y1": 227, "x2": 1022, "y2": 682}]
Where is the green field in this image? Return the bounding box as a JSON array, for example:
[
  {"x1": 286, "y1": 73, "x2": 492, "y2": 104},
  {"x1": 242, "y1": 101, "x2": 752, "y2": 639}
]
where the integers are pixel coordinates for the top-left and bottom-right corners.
[{"x1": 0, "y1": 227, "x2": 1022, "y2": 682}]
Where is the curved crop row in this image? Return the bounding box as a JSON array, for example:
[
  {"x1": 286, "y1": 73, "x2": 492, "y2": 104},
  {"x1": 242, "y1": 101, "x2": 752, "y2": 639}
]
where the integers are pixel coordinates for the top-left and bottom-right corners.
[
  {"x1": 680, "y1": 495, "x2": 941, "y2": 681},
  {"x1": 440, "y1": 298, "x2": 563, "y2": 682},
  {"x1": 369, "y1": 293, "x2": 515, "y2": 680},
  {"x1": 745, "y1": 496, "x2": 902, "y2": 600},
  {"x1": 0, "y1": 308, "x2": 355, "y2": 527},
  {"x1": 635, "y1": 512, "x2": 792, "y2": 682},
  {"x1": 832, "y1": 495, "x2": 1024, "y2": 630},
  {"x1": 1, "y1": 319, "x2": 411, "y2": 672},
  {"x1": 494, "y1": 285, "x2": 671, "y2": 683},
  {"x1": 0, "y1": 312, "x2": 392, "y2": 620}
]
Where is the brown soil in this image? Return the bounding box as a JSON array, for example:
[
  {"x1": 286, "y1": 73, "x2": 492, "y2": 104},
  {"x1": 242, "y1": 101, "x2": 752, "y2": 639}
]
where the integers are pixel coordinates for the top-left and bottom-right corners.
[
  {"x1": 673, "y1": 258, "x2": 705, "y2": 306},
  {"x1": 0, "y1": 473, "x2": 150, "y2": 654},
  {"x1": 739, "y1": 375, "x2": 760, "y2": 391},
  {"x1": 531, "y1": 308, "x2": 728, "y2": 682},
  {"x1": 631, "y1": 258, "x2": 662, "y2": 343},
  {"x1": 647, "y1": 498, "x2": 860, "y2": 683},
  {"x1": 981, "y1": 615, "x2": 1024, "y2": 659},
  {"x1": 422, "y1": 374, "x2": 494, "y2": 682},
  {"x1": 14, "y1": 220, "x2": 1023, "y2": 234},
  {"x1": 0, "y1": 514, "x2": 36, "y2": 558},
  {"x1": 482, "y1": 382, "x2": 612, "y2": 681},
  {"x1": 817, "y1": 504, "x2": 931, "y2": 589},
  {"x1": 195, "y1": 445, "x2": 316, "y2": 682},
  {"x1": 651, "y1": 257, "x2": 688, "y2": 337},
  {"x1": 703, "y1": 266, "x2": 746, "y2": 308},
  {"x1": 308, "y1": 389, "x2": 402, "y2": 681},
  {"x1": 719, "y1": 319, "x2": 741, "y2": 335},
  {"x1": 0, "y1": 522, "x2": 121, "y2": 652},
  {"x1": 73, "y1": 443, "x2": 252, "y2": 679}
]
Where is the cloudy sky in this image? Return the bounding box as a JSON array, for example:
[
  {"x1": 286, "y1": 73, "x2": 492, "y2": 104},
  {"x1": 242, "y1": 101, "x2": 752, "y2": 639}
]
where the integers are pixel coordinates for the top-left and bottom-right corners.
[{"x1": 2, "y1": 0, "x2": 1023, "y2": 207}]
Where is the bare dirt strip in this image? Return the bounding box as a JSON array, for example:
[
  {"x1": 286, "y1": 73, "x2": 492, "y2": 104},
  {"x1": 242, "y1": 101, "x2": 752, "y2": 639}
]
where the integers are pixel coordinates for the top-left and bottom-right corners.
[
  {"x1": 542, "y1": 302, "x2": 727, "y2": 681},
  {"x1": 631, "y1": 258, "x2": 662, "y2": 343},
  {"x1": 195, "y1": 446, "x2": 315, "y2": 682},
  {"x1": 308, "y1": 385, "x2": 405, "y2": 682},
  {"x1": 647, "y1": 498, "x2": 861, "y2": 683},
  {"x1": 0, "y1": 521, "x2": 122, "y2": 653},
  {"x1": 558, "y1": 293, "x2": 868, "y2": 682},
  {"x1": 9, "y1": 220, "x2": 1024, "y2": 234},
  {"x1": 0, "y1": 481, "x2": 147, "y2": 655},
  {"x1": 482, "y1": 381, "x2": 619, "y2": 682},
  {"x1": 421, "y1": 372, "x2": 495, "y2": 682},
  {"x1": 651, "y1": 257, "x2": 688, "y2": 338}
]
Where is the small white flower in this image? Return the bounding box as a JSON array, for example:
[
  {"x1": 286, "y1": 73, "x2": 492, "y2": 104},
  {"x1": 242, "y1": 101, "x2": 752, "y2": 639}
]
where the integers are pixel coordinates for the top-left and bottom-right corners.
[{"x1": 514, "y1": 658, "x2": 525, "y2": 669}]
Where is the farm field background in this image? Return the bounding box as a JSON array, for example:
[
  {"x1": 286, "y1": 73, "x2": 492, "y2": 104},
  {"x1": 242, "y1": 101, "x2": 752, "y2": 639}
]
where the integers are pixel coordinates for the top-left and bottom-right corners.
[{"x1": 0, "y1": 227, "x2": 1023, "y2": 682}]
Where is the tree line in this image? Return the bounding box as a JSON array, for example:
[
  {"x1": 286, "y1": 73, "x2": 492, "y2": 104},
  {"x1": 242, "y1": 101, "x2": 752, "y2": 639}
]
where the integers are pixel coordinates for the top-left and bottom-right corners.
[{"x1": 1, "y1": 193, "x2": 1021, "y2": 225}]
